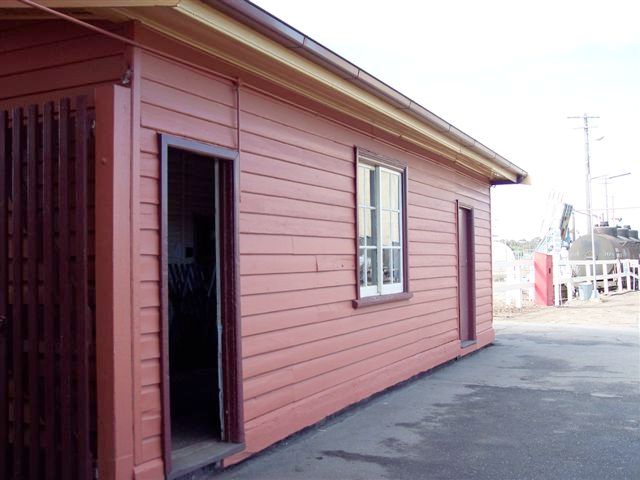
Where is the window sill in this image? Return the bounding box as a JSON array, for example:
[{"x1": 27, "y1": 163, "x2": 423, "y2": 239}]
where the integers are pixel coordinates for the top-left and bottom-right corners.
[{"x1": 352, "y1": 292, "x2": 413, "y2": 309}]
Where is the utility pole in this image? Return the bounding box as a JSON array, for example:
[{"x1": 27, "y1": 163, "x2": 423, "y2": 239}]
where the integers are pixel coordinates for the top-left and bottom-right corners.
[
  {"x1": 568, "y1": 113, "x2": 599, "y2": 299},
  {"x1": 568, "y1": 114, "x2": 599, "y2": 231}
]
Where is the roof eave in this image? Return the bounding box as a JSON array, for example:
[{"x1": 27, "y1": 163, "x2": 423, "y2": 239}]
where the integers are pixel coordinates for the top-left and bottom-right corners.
[{"x1": 203, "y1": 0, "x2": 528, "y2": 184}]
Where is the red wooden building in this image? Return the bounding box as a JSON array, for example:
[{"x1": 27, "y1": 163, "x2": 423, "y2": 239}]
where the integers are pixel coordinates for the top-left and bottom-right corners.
[{"x1": 0, "y1": 1, "x2": 528, "y2": 479}]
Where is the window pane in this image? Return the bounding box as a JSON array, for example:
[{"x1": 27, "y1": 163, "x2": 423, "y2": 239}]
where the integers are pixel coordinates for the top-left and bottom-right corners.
[
  {"x1": 381, "y1": 210, "x2": 391, "y2": 246},
  {"x1": 390, "y1": 173, "x2": 400, "y2": 210},
  {"x1": 365, "y1": 208, "x2": 376, "y2": 246},
  {"x1": 392, "y1": 249, "x2": 402, "y2": 283},
  {"x1": 380, "y1": 170, "x2": 391, "y2": 209},
  {"x1": 365, "y1": 167, "x2": 374, "y2": 206},
  {"x1": 391, "y1": 212, "x2": 400, "y2": 246},
  {"x1": 357, "y1": 166, "x2": 365, "y2": 206},
  {"x1": 358, "y1": 166, "x2": 375, "y2": 207},
  {"x1": 359, "y1": 248, "x2": 366, "y2": 286},
  {"x1": 382, "y1": 249, "x2": 392, "y2": 284},
  {"x1": 367, "y1": 249, "x2": 378, "y2": 286},
  {"x1": 358, "y1": 207, "x2": 366, "y2": 246}
]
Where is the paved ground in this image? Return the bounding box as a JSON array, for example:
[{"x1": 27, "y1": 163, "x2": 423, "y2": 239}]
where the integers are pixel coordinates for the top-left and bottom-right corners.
[{"x1": 214, "y1": 292, "x2": 639, "y2": 480}]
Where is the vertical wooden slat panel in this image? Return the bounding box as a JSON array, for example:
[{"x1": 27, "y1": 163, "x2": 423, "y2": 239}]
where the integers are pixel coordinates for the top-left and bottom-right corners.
[
  {"x1": 0, "y1": 110, "x2": 8, "y2": 480},
  {"x1": 41, "y1": 102, "x2": 56, "y2": 480},
  {"x1": 58, "y1": 98, "x2": 73, "y2": 480},
  {"x1": 74, "y1": 97, "x2": 91, "y2": 480},
  {"x1": 26, "y1": 105, "x2": 39, "y2": 479},
  {"x1": 2, "y1": 96, "x2": 95, "y2": 480},
  {"x1": 11, "y1": 107, "x2": 24, "y2": 480}
]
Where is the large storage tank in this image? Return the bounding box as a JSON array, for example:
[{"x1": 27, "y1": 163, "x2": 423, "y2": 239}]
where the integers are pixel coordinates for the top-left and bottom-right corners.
[{"x1": 568, "y1": 225, "x2": 639, "y2": 276}]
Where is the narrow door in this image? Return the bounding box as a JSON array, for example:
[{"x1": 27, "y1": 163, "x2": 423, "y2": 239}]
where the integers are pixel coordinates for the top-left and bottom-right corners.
[
  {"x1": 167, "y1": 149, "x2": 224, "y2": 464},
  {"x1": 457, "y1": 206, "x2": 475, "y2": 344},
  {"x1": 161, "y1": 137, "x2": 244, "y2": 479}
]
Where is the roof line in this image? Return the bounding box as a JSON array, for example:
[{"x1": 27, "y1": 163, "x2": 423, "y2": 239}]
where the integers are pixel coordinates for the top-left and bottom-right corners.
[{"x1": 204, "y1": 0, "x2": 527, "y2": 182}]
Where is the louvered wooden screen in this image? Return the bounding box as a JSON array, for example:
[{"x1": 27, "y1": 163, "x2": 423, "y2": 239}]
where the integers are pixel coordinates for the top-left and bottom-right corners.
[{"x1": 0, "y1": 97, "x2": 96, "y2": 480}]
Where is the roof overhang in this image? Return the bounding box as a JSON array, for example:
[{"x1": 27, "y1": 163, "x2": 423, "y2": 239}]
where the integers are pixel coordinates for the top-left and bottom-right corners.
[{"x1": 2, "y1": 0, "x2": 529, "y2": 184}]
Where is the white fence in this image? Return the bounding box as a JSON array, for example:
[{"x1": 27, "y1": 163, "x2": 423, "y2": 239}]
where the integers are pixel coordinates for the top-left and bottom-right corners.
[
  {"x1": 493, "y1": 258, "x2": 640, "y2": 308},
  {"x1": 493, "y1": 259, "x2": 534, "y2": 308},
  {"x1": 553, "y1": 259, "x2": 640, "y2": 305}
]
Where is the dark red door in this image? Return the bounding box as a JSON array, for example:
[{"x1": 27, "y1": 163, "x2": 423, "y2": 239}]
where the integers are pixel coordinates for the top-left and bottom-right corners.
[{"x1": 458, "y1": 206, "x2": 475, "y2": 343}]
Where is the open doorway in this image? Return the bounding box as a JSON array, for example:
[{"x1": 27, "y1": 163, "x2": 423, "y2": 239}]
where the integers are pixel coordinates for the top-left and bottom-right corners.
[
  {"x1": 161, "y1": 136, "x2": 244, "y2": 478},
  {"x1": 168, "y1": 149, "x2": 223, "y2": 450}
]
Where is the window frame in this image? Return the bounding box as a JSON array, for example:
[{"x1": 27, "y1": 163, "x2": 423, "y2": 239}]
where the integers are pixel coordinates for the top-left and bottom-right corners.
[{"x1": 353, "y1": 147, "x2": 412, "y2": 308}]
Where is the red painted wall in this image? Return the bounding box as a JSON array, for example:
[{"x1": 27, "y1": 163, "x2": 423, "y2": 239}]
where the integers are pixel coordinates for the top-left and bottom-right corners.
[
  {"x1": 130, "y1": 25, "x2": 495, "y2": 470},
  {"x1": 0, "y1": 19, "x2": 495, "y2": 478},
  {"x1": 0, "y1": 20, "x2": 127, "y2": 107}
]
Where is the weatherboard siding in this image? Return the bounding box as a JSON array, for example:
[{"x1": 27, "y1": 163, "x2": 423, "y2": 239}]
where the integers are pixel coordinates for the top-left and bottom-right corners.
[
  {"x1": 132, "y1": 36, "x2": 493, "y2": 468},
  {"x1": 0, "y1": 20, "x2": 126, "y2": 107}
]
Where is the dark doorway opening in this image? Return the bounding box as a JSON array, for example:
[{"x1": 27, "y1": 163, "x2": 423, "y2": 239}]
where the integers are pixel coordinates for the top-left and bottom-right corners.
[
  {"x1": 457, "y1": 205, "x2": 476, "y2": 345},
  {"x1": 160, "y1": 134, "x2": 244, "y2": 479},
  {"x1": 168, "y1": 149, "x2": 223, "y2": 451}
]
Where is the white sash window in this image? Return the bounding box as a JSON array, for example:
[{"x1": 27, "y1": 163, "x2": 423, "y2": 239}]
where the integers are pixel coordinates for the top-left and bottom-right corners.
[{"x1": 357, "y1": 161, "x2": 404, "y2": 297}]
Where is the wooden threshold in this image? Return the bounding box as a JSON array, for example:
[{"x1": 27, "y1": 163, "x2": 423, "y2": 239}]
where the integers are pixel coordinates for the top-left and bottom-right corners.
[{"x1": 169, "y1": 440, "x2": 244, "y2": 480}]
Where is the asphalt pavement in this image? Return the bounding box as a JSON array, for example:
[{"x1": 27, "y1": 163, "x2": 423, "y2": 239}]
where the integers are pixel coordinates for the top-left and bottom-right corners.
[{"x1": 210, "y1": 293, "x2": 639, "y2": 480}]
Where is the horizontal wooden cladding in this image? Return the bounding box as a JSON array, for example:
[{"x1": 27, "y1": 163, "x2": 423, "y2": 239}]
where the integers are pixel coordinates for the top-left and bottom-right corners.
[
  {"x1": 240, "y1": 234, "x2": 353, "y2": 255},
  {"x1": 140, "y1": 102, "x2": 235, "y2": 149},
  {"x1": 240, "y1": 213, "x2": 353, "y2": 239},
  {"x1": 241, "y1": 192, "x2": 353, "y2": 223},
  {"x1": 130, "y1": 42, "x2": 497, "y2": 467},
  {"x1": 408, "y1": 204, "x2": 456, "y2": 223},
  {"x1": 240, "y1": 107, "x2": 352, "y2": 164},
  {"x1": 243, "y1": 328, "x2": 458, "y2": 422},
  {"x1": 0, "y1": 29, "x2": 124, "y2": 77},
  {"x1": 242, "y1": 286, "x2": 457, "y2": 337},
  {"x1": 240, "y1": 254, "x2": 355, "y2": 276},
  {"x1": 409, "y1": 254, "x2": 457, "y2": 267},
  {"x1": 408, "y1": 230, "x2": 456, "y2": 244},
  {"x1": 242, "y1": 270, "x2": 354, "y2": 296},
  {"x1": 241, "y1": 172, "x2": 352, "y2": 208},
  {"x1": 241, "y1": 152, "x2": 353, "y2": 193},
  {"x1": 409, "y1": 265, "x2": 457, "y2": 280},
  {"x1": 243, "y1": 314, "x2": 457, "y2": 399},
  {"x1": 238, "y1": 332, "x2": 492, "y2": 462},
  {"x1": 0, "y1": 20, "x2": 117, "y2": 54},
  {"x1": 241, "y1": 130, "x2": 353, "y2": 178},
  {"x1": 243, "y1": 296, "x2": 458, "y2": 363},
  {"x1": 140, "y1": 77, "x2": 236, "y2": 128},
  {"x1": 140, "y1": 307, "x2": 161, "y2": 335},
  {"x1": 1, "y1": 55, "x2": 125, "y2": 101},
  {"x1": 140, "y1": 50, "x2": 235, "y2": 105},
  {"x1": 242, "y1": 284, "x2": 354, "y2": 316}
]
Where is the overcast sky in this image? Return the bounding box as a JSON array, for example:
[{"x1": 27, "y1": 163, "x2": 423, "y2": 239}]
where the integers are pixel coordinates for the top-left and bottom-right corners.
[{"x1": 253, "y1": 0, "x2": 640, "y2": 240}]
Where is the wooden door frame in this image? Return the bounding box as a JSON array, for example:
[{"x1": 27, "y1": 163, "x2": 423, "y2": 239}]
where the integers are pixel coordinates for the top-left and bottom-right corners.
[
  {"x1": 159, "y1": 134, "x2": 244, "y2": 475},
  {"x1": 456, "y1": 201, "x2": 477, "y2": 344}
]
